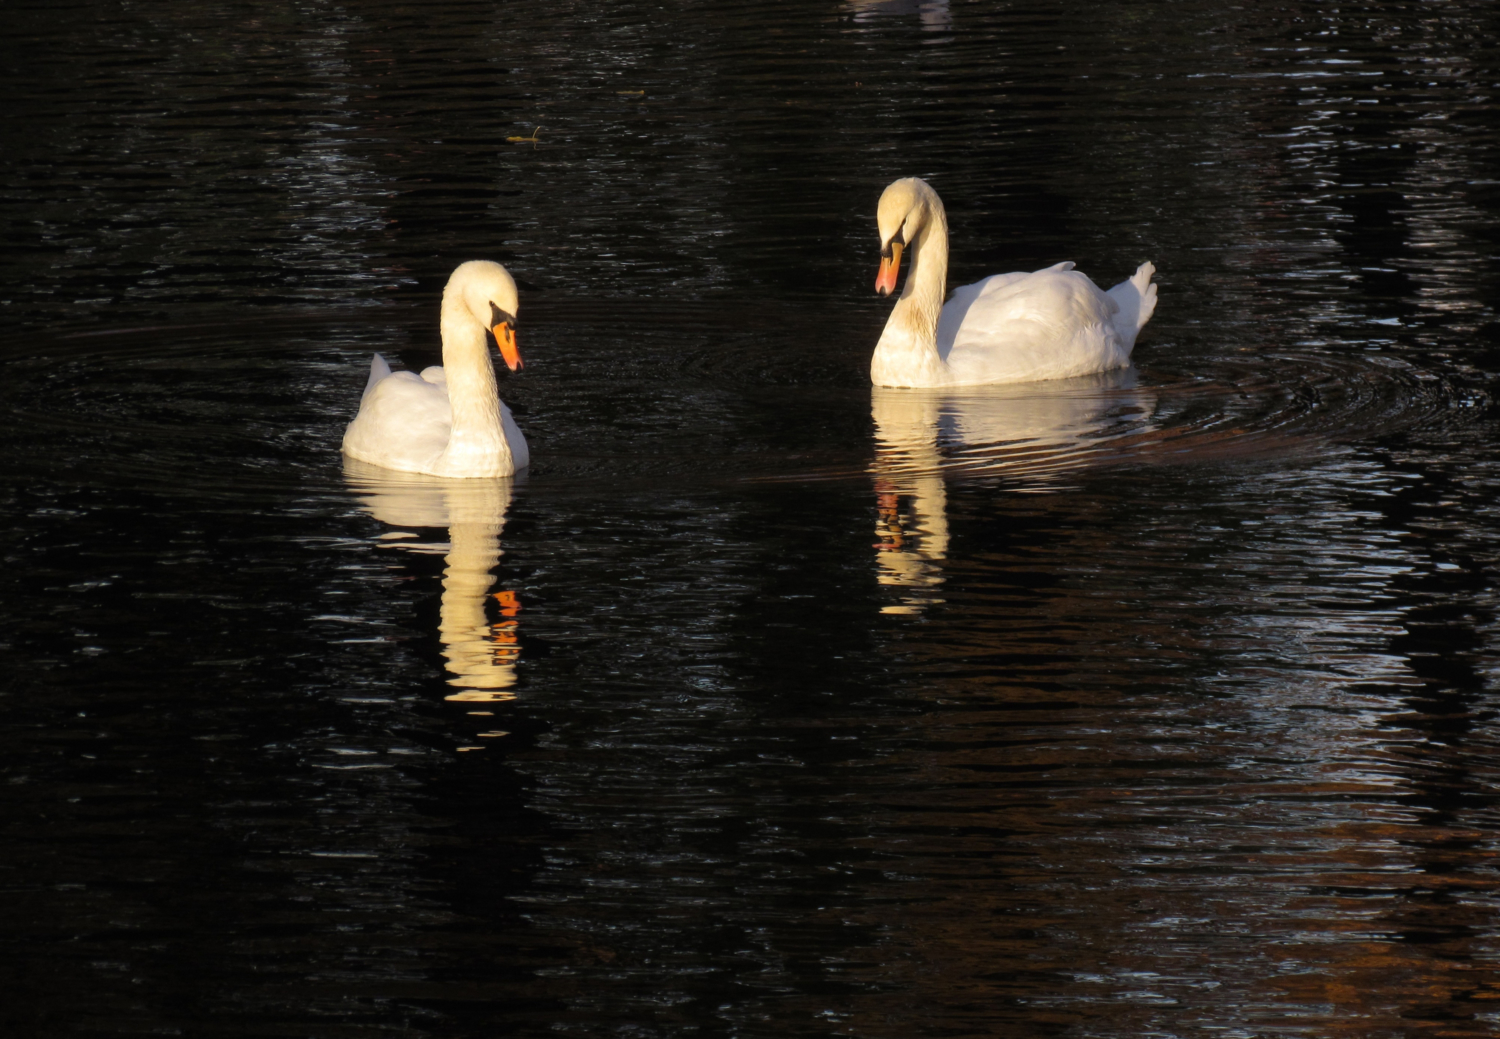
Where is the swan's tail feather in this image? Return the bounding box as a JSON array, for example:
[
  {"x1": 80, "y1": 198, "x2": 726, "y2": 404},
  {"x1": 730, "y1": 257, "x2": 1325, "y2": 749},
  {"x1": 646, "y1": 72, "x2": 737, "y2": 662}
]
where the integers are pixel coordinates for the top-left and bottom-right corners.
[
  {"x1": 1131, "y1": 262, "x2": 1157, "y2": 331},
  {"x1": 1106, "y1": 262, "x2": 1157, "y2": 349},
  {"x1": 362, "y1": 353, "x2": 393, "y2": 401}
]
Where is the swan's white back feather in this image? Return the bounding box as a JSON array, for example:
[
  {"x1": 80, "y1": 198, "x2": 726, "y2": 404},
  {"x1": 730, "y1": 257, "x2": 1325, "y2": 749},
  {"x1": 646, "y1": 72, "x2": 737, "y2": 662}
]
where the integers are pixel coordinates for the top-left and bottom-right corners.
[
  {"x1": 938, "y1": 265, "x2": 1130, "y2": 385},
  {"x1": 343, "y1": 355, "x2": 455, "y2": 473},
  {"x1": 500, "y1": 402, "x2": 529, "y2": 471},
  {"x1": 361, "y1": 352, "x2": 393, "y2": 400}
]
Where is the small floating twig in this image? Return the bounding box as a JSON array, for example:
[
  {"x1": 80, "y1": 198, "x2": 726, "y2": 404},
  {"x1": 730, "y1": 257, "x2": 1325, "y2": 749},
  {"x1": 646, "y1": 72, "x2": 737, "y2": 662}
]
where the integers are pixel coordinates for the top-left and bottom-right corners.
[
  {"x1": 507, "y1": 126, "x2": 542, "y2": 144},
  {"x1": 616, "y1": 90, "x2": 645, "y2": 96}
]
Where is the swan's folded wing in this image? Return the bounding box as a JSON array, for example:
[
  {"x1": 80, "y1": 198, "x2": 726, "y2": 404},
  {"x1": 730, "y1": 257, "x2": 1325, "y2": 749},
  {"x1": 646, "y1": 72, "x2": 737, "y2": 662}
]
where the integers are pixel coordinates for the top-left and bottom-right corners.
[
  {"x1": 499, "y1": 401, "x2": 529, "y2": 472},
  {"x1": 362, "y1": 353, "x2": 394, "y2": 401},
  {"x1": 942, "y1": 268, "x2": 1129, "y2": 384},
  {"x1": 343, "y1": 369, "x2": 453, "y2": 472},
  {"x1": 937, "y1": 272, "x2": 1034, "y2": 355}
]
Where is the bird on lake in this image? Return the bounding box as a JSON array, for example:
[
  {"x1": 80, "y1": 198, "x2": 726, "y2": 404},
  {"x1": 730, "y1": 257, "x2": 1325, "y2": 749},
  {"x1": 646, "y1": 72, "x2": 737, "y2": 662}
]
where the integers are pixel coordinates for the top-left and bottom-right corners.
[
  {"x1": 871, "y1": 177, "x2": 1158, "y2": 388},
  {"x1": 343, "y1": 260, "x2": 529, "y2": 478}
]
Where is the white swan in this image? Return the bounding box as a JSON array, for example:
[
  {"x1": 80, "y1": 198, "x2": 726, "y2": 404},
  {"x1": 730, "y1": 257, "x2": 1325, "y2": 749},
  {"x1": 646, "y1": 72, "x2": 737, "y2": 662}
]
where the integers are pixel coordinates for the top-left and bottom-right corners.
[
  {"x1": 872, "y1": 177, "x2": 1158, "y2": 388},
  {"x1": 343, "y1": 260, "x2": 529, "y2": 478}
]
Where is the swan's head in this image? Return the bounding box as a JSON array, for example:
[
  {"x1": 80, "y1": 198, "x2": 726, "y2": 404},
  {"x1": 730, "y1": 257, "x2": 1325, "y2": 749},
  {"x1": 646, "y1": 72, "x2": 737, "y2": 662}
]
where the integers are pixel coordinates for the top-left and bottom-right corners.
[
  {"x1": 875, "y1": 177, "x2": 942, "y2": 296},
  {"x1": 445, "y1": 259, "x2": 523, "y2": 371}
]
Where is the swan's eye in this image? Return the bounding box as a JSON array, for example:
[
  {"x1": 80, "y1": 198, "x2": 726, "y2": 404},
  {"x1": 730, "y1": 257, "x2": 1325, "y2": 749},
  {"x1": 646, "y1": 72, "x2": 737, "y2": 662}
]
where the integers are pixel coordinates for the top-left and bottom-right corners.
[
  {"x1": 488, "y1": 300, "x2": 516, "y2": 328},
  {"x1": 881, "y1": 227, "x2": 906, "y2": 260}
]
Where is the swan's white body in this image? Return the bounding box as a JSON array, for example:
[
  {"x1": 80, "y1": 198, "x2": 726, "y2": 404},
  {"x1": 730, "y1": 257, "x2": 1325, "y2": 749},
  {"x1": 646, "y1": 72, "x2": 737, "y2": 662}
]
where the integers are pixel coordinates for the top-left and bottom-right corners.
[
  {"x1": 872, "y1": 177, "x2": 1158, "y2": 388},
  {"x1": 343, "y1": 260, "x2": 529, "y2": 478}
]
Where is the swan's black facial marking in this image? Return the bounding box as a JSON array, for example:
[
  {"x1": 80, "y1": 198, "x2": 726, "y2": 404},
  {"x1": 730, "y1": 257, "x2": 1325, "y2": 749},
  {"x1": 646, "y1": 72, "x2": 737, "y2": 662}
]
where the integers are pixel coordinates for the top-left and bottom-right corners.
[
  {"x1": 488, "y1": 300, "x2": 523, "y2": 371},
  {"x1": 880, "y1": 226, "x2": 906, "y2": 259},
  {"x1": 488, "y1": 301, "x2": 516, "y2": 328}
]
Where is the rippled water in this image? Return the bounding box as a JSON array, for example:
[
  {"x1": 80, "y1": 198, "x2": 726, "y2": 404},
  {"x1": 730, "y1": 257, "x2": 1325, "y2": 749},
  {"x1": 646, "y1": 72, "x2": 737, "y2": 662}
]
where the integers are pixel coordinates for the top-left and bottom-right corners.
[{"x1": 5, "y1": 1, "x2": 1500, "y2": 1036}]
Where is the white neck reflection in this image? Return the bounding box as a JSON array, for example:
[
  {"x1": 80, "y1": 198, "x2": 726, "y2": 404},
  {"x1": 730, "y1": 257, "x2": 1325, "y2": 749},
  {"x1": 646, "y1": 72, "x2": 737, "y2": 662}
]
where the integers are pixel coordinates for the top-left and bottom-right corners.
[
  {"x1": 872, "y1": 369, "x2": 1154, "y2": 615},
  {"x1": 848, "y1": 0, "x2": 952, "y2": 31},
  {"x1": 343, "y1": 458, "x2": 520, "y2": 700}
]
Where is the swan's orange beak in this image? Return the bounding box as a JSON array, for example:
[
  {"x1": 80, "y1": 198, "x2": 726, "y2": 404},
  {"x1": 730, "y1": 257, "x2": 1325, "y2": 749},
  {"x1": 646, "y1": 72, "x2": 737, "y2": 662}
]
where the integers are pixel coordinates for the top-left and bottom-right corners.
[
  {"x1": 876, "y1": 241, "x2": 903, "y2": 296},
  {"x1": 493, "y1": 321, "x2": 522, "y2": 371}
]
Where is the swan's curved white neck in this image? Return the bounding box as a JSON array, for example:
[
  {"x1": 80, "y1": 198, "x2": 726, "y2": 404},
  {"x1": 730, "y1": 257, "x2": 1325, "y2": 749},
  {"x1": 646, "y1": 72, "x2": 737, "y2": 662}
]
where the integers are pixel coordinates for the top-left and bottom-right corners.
[
  {"x1": 437, "y1": 295, "x2": 513, "y2": 476},
  {"x1": 872, "y1": 202, "x2": 951, "y2": 388}
]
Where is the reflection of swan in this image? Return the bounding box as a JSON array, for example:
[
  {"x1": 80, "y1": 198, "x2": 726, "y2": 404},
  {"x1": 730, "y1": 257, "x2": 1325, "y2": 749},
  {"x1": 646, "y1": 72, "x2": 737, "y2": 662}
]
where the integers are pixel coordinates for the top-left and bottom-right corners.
[
  {"x1": 344, "y1": 458, "x2": 521, "y2": 700},
  {"x1": 872, "y1": 370, "x2": 1153, "y2": 614},
  {"x1": 872, "y1": 178, "x2": 1158, "y2": 388},
  {"x1": 343, "y1": 260, "x2": 529, "y2": 478},
  {"x1": 873, "y1": 407, "x2": 948, "y2": 615},
  {"x1": 847, "y1": 0, "x2": 951, "y2": 31}
]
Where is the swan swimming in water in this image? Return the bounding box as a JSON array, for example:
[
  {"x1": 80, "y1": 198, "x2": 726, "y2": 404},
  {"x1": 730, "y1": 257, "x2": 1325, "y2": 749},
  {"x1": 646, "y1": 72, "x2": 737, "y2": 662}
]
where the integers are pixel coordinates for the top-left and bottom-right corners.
[
  {"x1": 872, "y1": 177, "x2": 1158, "y2": 388},
  {"x1": 343, "y1": 260, "x2": 529, "y2": 478}
]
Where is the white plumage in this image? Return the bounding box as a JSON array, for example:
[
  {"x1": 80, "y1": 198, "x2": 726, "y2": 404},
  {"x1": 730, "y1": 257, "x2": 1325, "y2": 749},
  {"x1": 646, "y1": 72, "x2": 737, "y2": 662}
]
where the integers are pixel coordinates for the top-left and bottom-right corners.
[
  {"x1": 342, "y1": 260, "x2": 529, "y2": 478},
  {"x1": 871, "y1": 178, "x2": 1157, "y2": 388}
]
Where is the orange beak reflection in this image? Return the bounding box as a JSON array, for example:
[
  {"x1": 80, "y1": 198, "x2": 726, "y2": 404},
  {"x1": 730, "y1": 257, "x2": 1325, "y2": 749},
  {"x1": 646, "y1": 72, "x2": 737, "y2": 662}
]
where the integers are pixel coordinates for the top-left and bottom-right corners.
[
  {"x1": 493, "y1": 322, "x2": 522, "y2": 371},
  {"x1": 876, "y1": 241, "x2": 903, "y2": 296}
]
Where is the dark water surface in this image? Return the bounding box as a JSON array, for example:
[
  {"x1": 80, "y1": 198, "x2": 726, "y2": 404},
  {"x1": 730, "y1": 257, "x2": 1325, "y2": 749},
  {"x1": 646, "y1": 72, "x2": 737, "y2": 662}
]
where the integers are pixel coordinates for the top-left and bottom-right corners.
[{"x1": 5, "y1": 1, "x2": 1500, "y2": 1036}]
